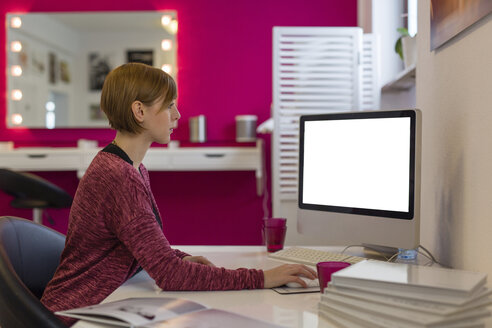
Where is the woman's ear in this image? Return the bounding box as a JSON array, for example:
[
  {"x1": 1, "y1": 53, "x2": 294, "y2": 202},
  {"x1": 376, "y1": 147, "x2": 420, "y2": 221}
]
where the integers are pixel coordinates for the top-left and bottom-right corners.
[{"x1": 131, "y1": 101, "x2": 145, "y2": 123}]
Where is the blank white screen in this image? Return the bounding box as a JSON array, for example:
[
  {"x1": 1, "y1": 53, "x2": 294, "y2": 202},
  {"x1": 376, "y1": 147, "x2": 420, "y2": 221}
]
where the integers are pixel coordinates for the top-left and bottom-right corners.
[{"x1": 302, "y1": 117, "x2": 410, "y2": 212}]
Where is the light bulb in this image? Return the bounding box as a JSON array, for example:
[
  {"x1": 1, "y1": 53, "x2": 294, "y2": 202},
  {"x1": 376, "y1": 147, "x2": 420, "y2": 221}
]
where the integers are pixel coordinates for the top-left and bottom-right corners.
[
  {"x1": 161, "y1": 39, "x2": 172, "y2": 51},
  {"x1": 46, "y1": 112, "x2": 55, "y2": 129},
  {"x1": 161, "y1": 64, "x2": 172, "y2": 74},
  {"x1": 11, "y1": 41, "x2": 22, "y2": 52},
  {"x1": 161, "y1": 15, "x2": 172, "y2": 26},
  {"x1": 170, "y1": 19, "x2": 178, "y2": 34},
  {"x1": 45, "y1": 101, "x2": 56, "y2": 112},
  {"x1": 10, "y1": 17, "x2": 22, "y2": 28},
  {"x1": 11, "y1": 65, "x2": 22, "y2": 76},
  {"x1": 11, "y1": 114, "x2": 23, "y2": 125},
  {"x1": 12, "y1": 89, "x2": 22, "y2": 101}
]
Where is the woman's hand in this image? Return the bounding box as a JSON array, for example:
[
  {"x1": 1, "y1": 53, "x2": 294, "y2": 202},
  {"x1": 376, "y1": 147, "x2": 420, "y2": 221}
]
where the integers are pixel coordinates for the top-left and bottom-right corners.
[
  {"x1": 182, "y1": 256, "x2": 216, "y2": 267},
  {"x1": 263, "y1": 264, "x2": 317, "y2": 288}
]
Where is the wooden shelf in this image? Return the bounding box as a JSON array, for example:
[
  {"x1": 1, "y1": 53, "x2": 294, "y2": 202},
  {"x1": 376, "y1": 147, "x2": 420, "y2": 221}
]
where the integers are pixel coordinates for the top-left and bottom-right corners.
[{"x1": 381, "y1": 65, "x2": 416, "y2": 92}]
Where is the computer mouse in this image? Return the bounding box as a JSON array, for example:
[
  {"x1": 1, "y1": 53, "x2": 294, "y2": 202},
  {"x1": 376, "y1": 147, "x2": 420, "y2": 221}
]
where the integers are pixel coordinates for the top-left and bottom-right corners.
[{"x1": 286, "y1": 276, "x2": 319, "y2": 288}]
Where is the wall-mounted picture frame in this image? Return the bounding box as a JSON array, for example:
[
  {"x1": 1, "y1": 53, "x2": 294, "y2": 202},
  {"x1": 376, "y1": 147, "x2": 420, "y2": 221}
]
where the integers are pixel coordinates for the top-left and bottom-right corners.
[
  {"x1": 31, "y1": 50, "x2": 46, "y2": 76},
  {"x1": 49, "y1": 52, "x2": 57, "y2": 84},
  {"x1": 431, "y1": 0, "x2": 492, "y2": 50},
  {"x1": 89, "y1": 52, "x2": 114, "y2": 91},
  {"x1": 60, "y1": 60, "x2": 70, "y2": 83},
  {"x1": 126, "y1": 50, "x2": 154, "y2": 66}
]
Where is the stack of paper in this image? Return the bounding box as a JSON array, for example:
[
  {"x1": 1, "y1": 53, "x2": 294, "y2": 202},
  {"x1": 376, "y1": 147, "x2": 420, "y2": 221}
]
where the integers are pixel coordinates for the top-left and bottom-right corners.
[{"x1": 319, "y1": 260, "x2": 492, "y2": 328}]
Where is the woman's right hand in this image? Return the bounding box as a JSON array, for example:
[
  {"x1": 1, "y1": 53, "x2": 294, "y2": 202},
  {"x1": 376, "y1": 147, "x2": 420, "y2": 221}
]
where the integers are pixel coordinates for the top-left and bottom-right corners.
[{"x1": 263, "y1": 264, "x2": 317, "y2": 288}]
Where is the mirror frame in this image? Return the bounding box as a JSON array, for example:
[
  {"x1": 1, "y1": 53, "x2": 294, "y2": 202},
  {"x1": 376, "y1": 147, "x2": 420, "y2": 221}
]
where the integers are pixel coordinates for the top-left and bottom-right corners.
[{"x1": 6, "y1": 11, "x2": 177, "y2": 129}]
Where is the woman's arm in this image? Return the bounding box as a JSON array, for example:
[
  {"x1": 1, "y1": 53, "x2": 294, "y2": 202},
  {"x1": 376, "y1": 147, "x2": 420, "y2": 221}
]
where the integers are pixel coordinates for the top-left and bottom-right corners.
[
  {"x1": 182, "y1": 255, "x2": 216, "y2": 267},
  {"x1": 115, "y1": 215, "x2": 264, "y2": 290},
  {"x1": 173, "y1": 248, "x2": 191, "y2": 259}
]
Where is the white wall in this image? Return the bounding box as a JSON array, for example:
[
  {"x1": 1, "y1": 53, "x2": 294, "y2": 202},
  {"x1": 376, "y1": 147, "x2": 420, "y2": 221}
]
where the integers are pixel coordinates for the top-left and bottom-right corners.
[{"x1": 417, "y1": 0, "x2": 492, "y2": 271}]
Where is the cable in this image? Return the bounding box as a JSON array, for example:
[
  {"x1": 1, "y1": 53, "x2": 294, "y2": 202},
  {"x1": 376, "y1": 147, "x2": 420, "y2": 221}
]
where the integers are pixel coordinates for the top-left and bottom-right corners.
[
  {"x1": 387, "y1": 251, "x2": 401, "y2": 262},
  {"x1": 418, "y1": 244, "x2": 438, "y2": 262},
  {"x1": 415, "y1": 249, "x2": 434, "y2": 263},
  {"x1": 418, "y1": 244, "x2": 450, "y2": 268},
  {"x1": 340, "y1": 244, "x2": 448, "y2": 266},
  {"x1": 341, "y1": 244, "x2": 394, "y2": 262},
  {"x1": 330, "y1": 244, "x2": 448, "y2": 267}
]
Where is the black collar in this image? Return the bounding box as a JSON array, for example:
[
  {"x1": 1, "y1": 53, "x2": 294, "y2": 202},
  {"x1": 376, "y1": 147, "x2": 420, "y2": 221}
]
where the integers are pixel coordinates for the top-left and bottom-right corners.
[{"x1": 102, "y1": 143, "x2": 133, "y2": 165}]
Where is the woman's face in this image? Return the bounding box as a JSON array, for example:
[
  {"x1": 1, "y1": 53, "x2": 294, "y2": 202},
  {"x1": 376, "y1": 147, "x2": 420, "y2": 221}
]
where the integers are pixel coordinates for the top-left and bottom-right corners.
[{"x1": 143, "y1": 97, "x2": 180, "y2": 144}]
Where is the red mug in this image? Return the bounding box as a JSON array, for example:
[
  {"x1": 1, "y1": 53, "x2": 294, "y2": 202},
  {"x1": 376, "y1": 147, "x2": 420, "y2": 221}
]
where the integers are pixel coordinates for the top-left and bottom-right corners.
[
  {"x1": 316, "y1": 261, "x2": 351, "y2": 293},
  {"x1": 263, "y1": 218, "x2": 287, "y2": 252}
]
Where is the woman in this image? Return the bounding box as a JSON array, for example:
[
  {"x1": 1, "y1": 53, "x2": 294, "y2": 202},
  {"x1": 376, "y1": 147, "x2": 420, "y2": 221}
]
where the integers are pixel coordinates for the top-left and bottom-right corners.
[{"x1": 41, "y1": 63, "x2": 316, "y2": 326}]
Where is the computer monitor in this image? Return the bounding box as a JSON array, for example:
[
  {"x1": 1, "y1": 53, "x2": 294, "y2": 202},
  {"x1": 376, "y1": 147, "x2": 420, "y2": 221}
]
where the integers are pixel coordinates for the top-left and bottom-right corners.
[{"x1": 297, "y1": 109, "x2": 421, "y2": 250}]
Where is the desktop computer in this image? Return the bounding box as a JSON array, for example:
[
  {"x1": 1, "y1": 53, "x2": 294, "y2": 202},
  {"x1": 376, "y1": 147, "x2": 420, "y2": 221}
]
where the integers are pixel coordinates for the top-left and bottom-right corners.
[{"x1": 297, "y1": 109, "x2": 421, "y2": 252}]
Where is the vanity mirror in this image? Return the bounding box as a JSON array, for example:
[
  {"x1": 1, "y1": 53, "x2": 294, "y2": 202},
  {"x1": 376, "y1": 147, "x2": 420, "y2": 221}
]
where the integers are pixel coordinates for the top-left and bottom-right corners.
[{"x1": 6, "y1": 11, "x2": 177, "y2": 128}]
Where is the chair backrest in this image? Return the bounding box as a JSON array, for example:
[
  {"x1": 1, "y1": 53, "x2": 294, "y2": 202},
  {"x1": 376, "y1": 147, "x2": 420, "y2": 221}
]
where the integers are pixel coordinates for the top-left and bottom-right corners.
[
  {"x1": 0, "y1": 216, "x2": 67, "y2": 327},
  {"x1": 0, "y1": 169, "x2": 73, "y2": 209}
]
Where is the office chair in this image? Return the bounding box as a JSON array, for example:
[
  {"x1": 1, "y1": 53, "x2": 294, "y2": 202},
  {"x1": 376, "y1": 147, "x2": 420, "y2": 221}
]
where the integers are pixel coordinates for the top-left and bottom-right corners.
[
  {"x1": 0, "y1": 216, "x2": 67, "y2": 327},
  {"x1": 0, "y1": 168, "x2": 73, "y2": 225}
]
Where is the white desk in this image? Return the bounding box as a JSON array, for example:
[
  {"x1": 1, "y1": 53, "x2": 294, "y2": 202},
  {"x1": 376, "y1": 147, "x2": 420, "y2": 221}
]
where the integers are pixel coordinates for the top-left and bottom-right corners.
[
  {"x1": 71, "y1": 246, "x2": 340, "y2": 328},
  {"x1": 70, "y1": 246, "x2": 492, "y2": 328}
]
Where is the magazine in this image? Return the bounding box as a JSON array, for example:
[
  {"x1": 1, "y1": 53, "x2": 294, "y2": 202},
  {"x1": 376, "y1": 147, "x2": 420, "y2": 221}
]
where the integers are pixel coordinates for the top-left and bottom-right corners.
[{"x1": 56, "y1": 297, "x2": 282, "y2": 328}]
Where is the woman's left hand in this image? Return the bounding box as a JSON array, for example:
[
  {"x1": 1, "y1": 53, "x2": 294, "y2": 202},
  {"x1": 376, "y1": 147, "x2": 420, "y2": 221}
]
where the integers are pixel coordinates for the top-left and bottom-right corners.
[{"x1": 182, "y1": 256, "x2": 216, "y2": 267}]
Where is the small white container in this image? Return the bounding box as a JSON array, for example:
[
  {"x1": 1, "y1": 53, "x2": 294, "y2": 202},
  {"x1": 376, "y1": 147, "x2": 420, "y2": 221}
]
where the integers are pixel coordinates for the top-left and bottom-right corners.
[
  {"x1": 168, "y1": 140, "x2": 180, "y2": 149},
  {"x1": 77, "y1": 139, "x2": 98, "y2": 149},
  {"x1": 235, "y1": 115, "x2": 257, "y2": 142}
]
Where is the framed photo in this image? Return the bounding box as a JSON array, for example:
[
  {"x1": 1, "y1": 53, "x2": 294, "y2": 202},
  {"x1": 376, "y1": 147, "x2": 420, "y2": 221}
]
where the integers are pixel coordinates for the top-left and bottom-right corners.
[
  {"x1": 60, "y1": 60, "x2": 70, "y2": 83},
  {"x1": 89, "y1": 52, "x2": 114, "y2": 91},
  {"x1": 431, "y1": 0, "x2": 492, "y2": 50},
  {"x1": 127, "y1": 50, "x2": 154, "y2": 66},
  {"x1": 31, "y1": 50, "x2": 46, "y2": 76},
  {"x1": 49, "y1": 52, "x2": 57, "y2": 84}
]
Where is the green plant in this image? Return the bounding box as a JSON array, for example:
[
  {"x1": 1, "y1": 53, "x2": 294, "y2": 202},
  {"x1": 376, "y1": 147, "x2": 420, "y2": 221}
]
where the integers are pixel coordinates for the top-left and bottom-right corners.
[{"x1": 394, "y1": 27, "x2": 410, "y2": 60}]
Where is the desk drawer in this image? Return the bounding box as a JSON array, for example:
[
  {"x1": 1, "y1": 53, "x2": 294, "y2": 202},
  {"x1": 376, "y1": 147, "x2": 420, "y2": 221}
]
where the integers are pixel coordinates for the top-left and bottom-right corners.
[
  {"x1": 0, "y1": 152, "x2": 82, "y2": 171},
  {"x1": 171, "y1": 152, "x2": 257, "y2": 170},
  {"x1": 142, "y1": 152, "x2": 172, "y2": 170}
]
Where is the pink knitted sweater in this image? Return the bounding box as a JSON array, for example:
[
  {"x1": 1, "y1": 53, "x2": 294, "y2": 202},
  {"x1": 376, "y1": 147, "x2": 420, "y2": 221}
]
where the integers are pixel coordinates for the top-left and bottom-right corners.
[{"x1": 41, "y1": 146, "x2": 264, "y2": 326}]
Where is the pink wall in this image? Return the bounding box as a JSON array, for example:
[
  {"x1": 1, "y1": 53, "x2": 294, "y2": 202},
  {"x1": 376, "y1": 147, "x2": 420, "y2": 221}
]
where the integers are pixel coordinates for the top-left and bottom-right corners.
[{"x1": 0, "y1": 0, "x2": 357, "y2": 244}]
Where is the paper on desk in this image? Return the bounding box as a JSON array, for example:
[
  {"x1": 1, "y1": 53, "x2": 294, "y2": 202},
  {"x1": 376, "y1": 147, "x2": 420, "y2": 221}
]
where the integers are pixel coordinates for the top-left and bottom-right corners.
[
  {"x1": 272, "y1": 286, "x2": 320, "y2": 294},
  {"x1": 144, "y1": 308, "x2": 283, "y2": 328}
]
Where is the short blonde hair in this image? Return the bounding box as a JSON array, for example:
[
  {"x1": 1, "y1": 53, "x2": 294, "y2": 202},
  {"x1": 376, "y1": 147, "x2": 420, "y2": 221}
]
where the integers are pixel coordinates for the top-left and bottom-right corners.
[{"x1": 100, "y1": 63, "x2": 177, "y2": 134}]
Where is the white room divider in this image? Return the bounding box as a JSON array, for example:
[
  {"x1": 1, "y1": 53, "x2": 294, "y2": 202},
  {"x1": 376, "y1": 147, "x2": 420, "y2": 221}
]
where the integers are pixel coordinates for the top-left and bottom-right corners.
[
  {"x1": 361, "y1": 34, "x2": 381, "y2": 110},
  {"x1": 271, "y1": 27, "x2": 380, "y2": 244}
]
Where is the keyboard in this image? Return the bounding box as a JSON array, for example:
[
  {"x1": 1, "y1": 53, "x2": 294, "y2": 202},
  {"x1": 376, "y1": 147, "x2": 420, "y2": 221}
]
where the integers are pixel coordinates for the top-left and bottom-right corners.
[{"x1": 268, "y1": 247, "x2": 366, "y2": 266}]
